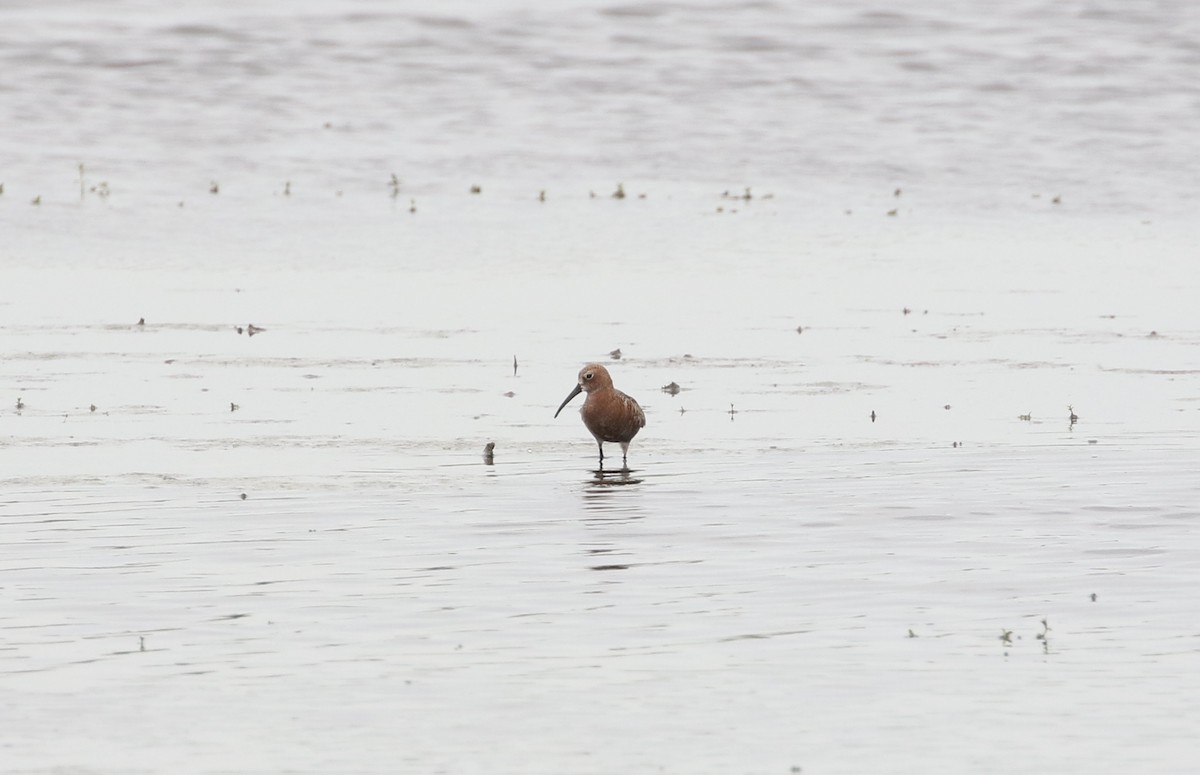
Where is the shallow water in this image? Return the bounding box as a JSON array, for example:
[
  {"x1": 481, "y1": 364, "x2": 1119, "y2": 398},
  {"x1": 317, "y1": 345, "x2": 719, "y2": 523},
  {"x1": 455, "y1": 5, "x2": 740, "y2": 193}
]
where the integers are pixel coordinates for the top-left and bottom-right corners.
[{"x1": 3, "y1": 0, "x2": 1200, "y2": 773}]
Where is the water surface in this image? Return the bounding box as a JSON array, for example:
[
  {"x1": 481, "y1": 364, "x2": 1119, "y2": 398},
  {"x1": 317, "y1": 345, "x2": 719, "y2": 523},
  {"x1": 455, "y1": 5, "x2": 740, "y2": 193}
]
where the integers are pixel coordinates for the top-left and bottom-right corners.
[{"x1": 2, "y1": 0, "x2": 1199, "y2": 773}]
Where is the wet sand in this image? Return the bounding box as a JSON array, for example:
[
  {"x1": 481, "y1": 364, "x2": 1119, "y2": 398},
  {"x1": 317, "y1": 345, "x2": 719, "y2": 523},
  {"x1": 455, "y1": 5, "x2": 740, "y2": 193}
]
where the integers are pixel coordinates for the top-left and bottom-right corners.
[{"x1": 2, "y1": 184, "x2": 1199, "y2": 773}]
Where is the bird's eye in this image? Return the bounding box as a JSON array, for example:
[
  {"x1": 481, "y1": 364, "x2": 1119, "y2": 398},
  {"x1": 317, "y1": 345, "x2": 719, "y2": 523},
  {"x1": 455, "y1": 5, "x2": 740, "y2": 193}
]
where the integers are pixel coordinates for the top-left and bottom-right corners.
[{"x1": 584, "y1": 371, "x2": 594, "y2": 381}]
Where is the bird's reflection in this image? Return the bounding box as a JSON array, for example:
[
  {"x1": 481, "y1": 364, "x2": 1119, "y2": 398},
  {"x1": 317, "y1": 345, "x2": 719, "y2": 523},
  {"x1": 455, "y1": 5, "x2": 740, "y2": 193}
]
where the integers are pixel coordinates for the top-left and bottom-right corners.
[
  {"x1": 588, "y1": 467, "x2": 642, "y2": 486},
  {"x1": 581, "y1": 467, "x2": 644, "y2": 519}
]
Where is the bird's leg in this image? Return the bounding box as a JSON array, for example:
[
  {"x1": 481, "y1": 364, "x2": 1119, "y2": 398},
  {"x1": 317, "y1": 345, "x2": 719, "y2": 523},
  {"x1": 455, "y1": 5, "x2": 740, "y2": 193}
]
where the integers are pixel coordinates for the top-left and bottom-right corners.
[
  {"x1": 597, "y1": 442, "x2": 605, "y2": 470},
  {"x1": 620, "y1": 442, "x2": 630, "y2": 470}
]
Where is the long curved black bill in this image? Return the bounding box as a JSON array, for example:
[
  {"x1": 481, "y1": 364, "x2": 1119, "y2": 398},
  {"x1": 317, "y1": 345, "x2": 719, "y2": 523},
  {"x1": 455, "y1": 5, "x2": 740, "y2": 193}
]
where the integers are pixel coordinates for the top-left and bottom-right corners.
[{"x1": 554, "y1": 384, "x2": 583, "y2": 418}]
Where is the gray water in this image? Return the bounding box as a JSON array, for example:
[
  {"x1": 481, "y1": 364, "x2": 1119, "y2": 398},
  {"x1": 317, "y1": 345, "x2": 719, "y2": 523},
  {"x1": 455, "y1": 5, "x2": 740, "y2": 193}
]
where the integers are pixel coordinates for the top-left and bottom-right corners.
[{"x1": 2, "y1": 1, "x2": 1199, "y2": 773}]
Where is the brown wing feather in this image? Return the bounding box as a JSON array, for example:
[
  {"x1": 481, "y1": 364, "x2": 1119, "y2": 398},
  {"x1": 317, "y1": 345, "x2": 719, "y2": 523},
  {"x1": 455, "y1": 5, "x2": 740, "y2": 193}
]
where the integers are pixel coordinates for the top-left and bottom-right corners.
[{"x1": 582, "y1": 390, "x2": 645, "y2": 443}]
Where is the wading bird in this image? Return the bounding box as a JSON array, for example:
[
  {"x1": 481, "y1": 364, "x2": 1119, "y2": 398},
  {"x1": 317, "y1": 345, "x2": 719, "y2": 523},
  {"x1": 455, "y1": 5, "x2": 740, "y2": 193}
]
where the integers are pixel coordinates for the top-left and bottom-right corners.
[{"x1": 555, "y1": 363, "x2": 645, "y2": 470}]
